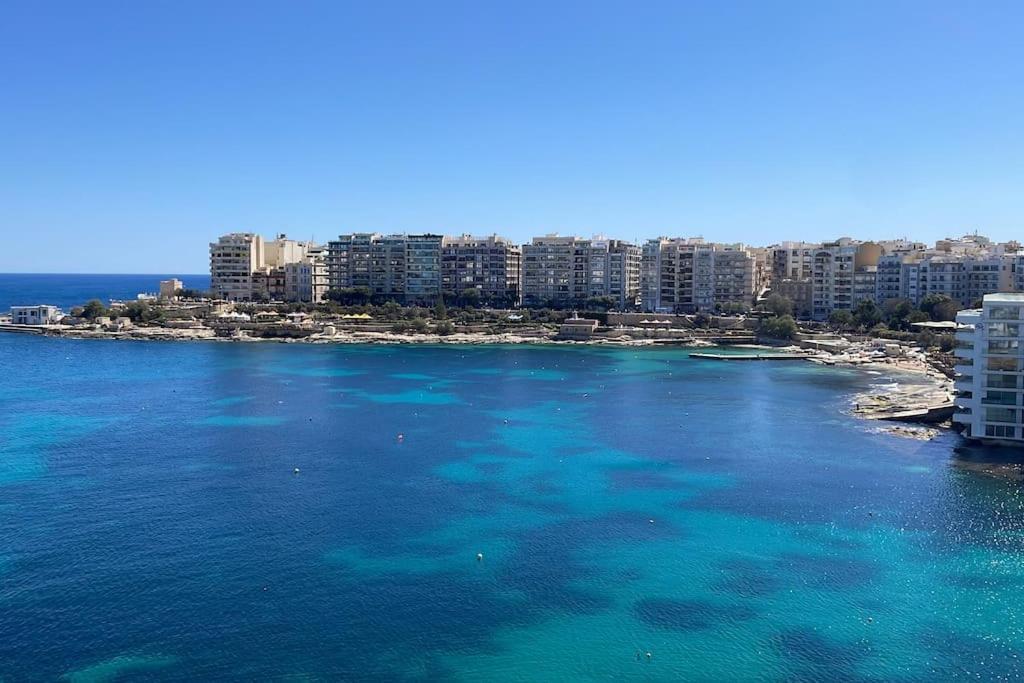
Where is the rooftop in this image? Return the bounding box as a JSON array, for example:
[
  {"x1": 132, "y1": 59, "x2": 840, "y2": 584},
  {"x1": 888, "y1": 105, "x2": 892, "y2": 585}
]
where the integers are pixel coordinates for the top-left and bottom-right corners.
[{"x1": 984, "y1": 293, "x2": 1024, "y2": 302}]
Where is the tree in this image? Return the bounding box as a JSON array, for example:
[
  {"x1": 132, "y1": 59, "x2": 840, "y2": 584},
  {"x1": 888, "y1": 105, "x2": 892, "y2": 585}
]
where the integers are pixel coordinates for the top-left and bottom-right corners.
[
  {"x1": 120, "y1": 301, "x2": 163, "y2": 323},
  {"x1": 932, "y1": 299, "x2": 961, "y2": 322},
  {"x1": 435, "y1": 320, "x2": 455, "y2": 335},
  {"x1": 410, "y1": 317, "x2": 429, "y2": 333},
  {"x1": 81, "y1": 299, "x2": 108, "y2": 320},
  {"x1": 381, "y1": 301, "x2": 402, "y2": 320},
  {"x1": 759, "y1": 314, "x2": 798, "y2": 340},
  {"x1": 176, "y1": 288, "x2": 206, "y2": 300},
  {"x1": 584, "y1": 296, "x2": 616, "y2": 312},
  {"x1": 459, "y1": 288, "x2": 482, "y2": 308},
  {"x1": 828, "y1": 309, "x2": 854, "y2": 330},
  {"x1": 433, "y1": 297, "x2": 447, "y2": 320},
  {"x1": 327, "y1": 287, "x2": 372, "y2": 306},
  {"x1": 760, "y1": 294, "x2": 793, "y2": 317},
  {"x1": 882, "y1": 298, "x2": 914, "y2": 330},
  {"x1": 920, "y1": 294, "x2": 960, "y2": 322},
  {"x1": 853, "y1": 299, "x2": 883, "y2": 330}
]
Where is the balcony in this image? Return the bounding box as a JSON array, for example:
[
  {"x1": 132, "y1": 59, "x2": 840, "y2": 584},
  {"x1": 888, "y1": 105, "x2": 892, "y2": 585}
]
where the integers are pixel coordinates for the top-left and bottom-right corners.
[{"x1": 981, "y1": 397, "x2": 1018, "y2": 407}]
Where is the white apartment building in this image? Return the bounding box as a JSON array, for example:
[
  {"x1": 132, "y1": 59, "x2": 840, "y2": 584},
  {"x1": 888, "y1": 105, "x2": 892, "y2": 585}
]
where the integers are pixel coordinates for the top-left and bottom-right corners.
[{"x1": 953, "y1": 293, "x2": 1024, "y2": 444}]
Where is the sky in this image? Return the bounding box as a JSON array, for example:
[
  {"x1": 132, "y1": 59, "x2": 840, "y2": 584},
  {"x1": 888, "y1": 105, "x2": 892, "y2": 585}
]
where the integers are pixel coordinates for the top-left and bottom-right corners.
[{"x1": 1, "y1": 1, "x2": 1022, "y2": 273}]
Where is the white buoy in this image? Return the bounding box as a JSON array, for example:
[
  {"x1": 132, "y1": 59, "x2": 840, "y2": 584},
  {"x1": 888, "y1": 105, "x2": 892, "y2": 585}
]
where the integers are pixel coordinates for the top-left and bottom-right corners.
[
  {"x1": 477, "y1": 552, "x2": 484, "y2": 562},
  {"x1": 294, "y1": 468, "x2": 300, "y2": 474}
]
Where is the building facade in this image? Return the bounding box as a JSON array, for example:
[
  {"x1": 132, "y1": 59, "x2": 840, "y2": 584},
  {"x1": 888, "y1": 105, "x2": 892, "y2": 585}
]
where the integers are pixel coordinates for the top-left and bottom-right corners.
[
  {"x1": 210, "y1": 233, "x2": 319, "y2": 302},
  {"x1": 954, "y1": 293, "x2": 1024, "y2": 444},
  {"x1": 811, "y1": 239, "x2": 881, "y2": 319},
  {"x1": 326, "y1": 233, "x2": 443, "y2": 304},
  {"x1": 521, "y1": 236, "x2": 591, "y2": 307},
  {"x1": 209, "y1": 233, "x2": 265, "y2": 301},
  {"x1": 159, "y1": 279, "x2": 184, "y2": 300},
  {"x1": 441, "y1": 234, "x2": 521, "y2": 305},
  {"x1": 10, "y1": 305, "x2": 63, "y2": 325},
  {"x1": 642, "y1": 239, "x2": 757, "y2": 313}
]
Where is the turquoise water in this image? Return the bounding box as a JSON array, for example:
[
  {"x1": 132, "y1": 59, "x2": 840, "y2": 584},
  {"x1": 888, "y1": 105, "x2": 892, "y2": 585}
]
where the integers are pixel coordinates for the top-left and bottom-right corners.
[{"x1": 0, "y1": 335, "x2": 1021, "y2": 681}]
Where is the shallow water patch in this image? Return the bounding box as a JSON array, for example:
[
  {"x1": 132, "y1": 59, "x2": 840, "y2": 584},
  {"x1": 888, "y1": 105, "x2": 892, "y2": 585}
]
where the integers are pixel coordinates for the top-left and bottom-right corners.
[{"x1": 63, "y1": 654, "x2": 179, "y2": 682}]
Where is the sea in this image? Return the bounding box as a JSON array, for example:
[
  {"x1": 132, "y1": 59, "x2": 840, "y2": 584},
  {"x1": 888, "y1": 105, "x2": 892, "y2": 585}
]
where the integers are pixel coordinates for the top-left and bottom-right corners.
[
  {"x1": 1, "y1": 276, "x2": 1023, "y2": 681},
  {"x1": 0, "y1": 273, "x2": 210, "y2": 312}
]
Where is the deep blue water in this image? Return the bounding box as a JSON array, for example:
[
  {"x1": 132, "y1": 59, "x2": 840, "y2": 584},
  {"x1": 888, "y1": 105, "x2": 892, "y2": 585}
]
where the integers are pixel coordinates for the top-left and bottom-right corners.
[
  {"x1": 1, "y1": 334, "x2": 1023, "y2": 681},
  {"x1": 0, "y1": 273, "x2": 209, "y2": 312}
]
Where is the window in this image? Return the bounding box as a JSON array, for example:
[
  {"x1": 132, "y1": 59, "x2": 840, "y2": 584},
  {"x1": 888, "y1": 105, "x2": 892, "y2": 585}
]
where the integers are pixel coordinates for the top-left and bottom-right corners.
[
  {"x1": 990, "y1": 306, "x2": 1020, "y2": 320},
  {"x1": 986, "y1": 425, "x2": 1017, "y2": 438},
  {"x1": 988, "y1": 323, "x2": 1020, "y2": 336},
  {"x1": 986, "y1": 407, "x2": 1016, "y2": 423},
  {"x1": 988, "y1": 339, "x2": 1020, "y2": 354},
  {"x1": 983, "y1": 391, "x2": 1017, "y2": 406},
  {"x1": 987, "y1": 374, "x2": 1018, "y2": 389},
  {"x1": 987, "y1": 357, "x2": 1018, "y2": 372}
]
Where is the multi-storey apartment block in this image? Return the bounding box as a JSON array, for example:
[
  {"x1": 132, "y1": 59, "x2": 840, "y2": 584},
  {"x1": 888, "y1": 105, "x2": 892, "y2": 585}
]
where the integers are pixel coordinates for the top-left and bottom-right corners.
[
  {"x1": 441, "y1": 234, "x2": 521, "y2": 305},
  {"x1": 954, "y1": 293, "x2": 1024, "y2": 444},
  {"x1": 521, "y1": 236, "x2": 634, "y2": 308},
  {"x1": 811, "y1": 239, "x2": 881, "y2": 319},
  {"x1": 210, "y1": 233, "x2": 321, "y2": 302},
  {"x1": 326, "y1": 233, "x2": 443, "y2": 304},
  {"x1": 642, "y1": 238, "x2": 756, "y2": 313},
  {"x1": 210, "y1": 233, "x2": 266, "y2": 301}
]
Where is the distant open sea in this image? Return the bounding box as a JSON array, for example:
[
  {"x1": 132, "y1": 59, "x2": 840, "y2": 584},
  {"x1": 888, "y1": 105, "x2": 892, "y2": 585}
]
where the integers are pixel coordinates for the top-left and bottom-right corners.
[
  {"x1": 1, "y1": 333, "x2": 1022, "y2": 680},
  {"x1": 0, "y1": 273, "x2": 210, "y2": 312}
]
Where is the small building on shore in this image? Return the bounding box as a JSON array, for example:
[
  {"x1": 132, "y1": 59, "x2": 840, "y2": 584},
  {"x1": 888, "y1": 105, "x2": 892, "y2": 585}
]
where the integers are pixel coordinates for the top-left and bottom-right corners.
[
  {"x1": 558, "y1": 315, "x2": 599, "y2": 340},
  {"x1": 10, "y1": 305, "x2": 63, "y2": 325},
  {"x1": 159, "y1": 279, "x2": 184, "y2": 300}
]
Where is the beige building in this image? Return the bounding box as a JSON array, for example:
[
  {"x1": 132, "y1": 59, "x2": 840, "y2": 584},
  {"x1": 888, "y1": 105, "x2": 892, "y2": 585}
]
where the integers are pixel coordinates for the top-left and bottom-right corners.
[
  {"x1": 210, "y1": 233, "x2": 265, "y2": 301},
  {"x1": 642, "y1": 238, "x2": 757, "y2": 313},
  {"x1": 159, "y1": 279, "x2": 184, "y2": 300},
  {"x1": 441, "y1": 234, "x2": 522, "y2": 306},
  {"x1": 811, "y1": 238, "x2": 881, "y2": 319},
  {"x1": 210, "y1": 233, "x2": 319, "y2": 302},
  {"x1": 284, "y1": 246, "x2": 328, "y2": 303},
  {"x1": 521, "y1": 235, "x2": 640, "y2": 308}
]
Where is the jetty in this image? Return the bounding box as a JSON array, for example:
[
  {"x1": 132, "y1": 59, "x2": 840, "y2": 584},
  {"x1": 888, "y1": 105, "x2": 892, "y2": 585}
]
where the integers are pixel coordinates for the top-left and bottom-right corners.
[{"x1": 690, "y1": 352, "x2": 806, "y2": 361}]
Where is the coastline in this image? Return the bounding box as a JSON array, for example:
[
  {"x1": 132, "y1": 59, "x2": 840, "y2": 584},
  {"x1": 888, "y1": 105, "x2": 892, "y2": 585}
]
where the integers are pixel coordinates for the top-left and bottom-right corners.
[{"x1": 6, "y1": 324, "x2": 954, "y2": 427}]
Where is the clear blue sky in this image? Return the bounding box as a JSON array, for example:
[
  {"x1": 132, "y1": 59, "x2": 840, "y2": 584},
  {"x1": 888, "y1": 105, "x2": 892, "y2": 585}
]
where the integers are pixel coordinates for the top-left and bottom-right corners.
[{"x1": 2, "y1": 1, "x2": 1022, "y2": 273}]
